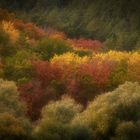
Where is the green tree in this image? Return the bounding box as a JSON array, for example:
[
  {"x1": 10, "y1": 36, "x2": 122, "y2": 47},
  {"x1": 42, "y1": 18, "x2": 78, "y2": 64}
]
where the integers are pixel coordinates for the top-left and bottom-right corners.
[
  {"x1": 0, "y1": 79, "x2": 31, "y2": 139},
  {"x1": 34, "y1": 38, "x2": 73, "y2": 60},
  {"x1": 72, "y1": 82, "x2": 140, "y2": 140},
  {"x1": 33, "y1": 96, "x2": 82, "y2": 140},
  {"x1": 4, "y1": 50, "x2": 37, "y2": 84}
]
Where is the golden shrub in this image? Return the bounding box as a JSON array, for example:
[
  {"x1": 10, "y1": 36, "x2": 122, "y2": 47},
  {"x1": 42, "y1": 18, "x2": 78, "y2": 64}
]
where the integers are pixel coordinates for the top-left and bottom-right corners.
[{"x1": 2, "y1": 21, "x2": 19, "y2": 44}]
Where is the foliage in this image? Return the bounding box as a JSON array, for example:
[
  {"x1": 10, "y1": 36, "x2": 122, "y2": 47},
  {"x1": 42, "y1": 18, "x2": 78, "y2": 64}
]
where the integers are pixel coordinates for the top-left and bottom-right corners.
[
  {"x1": 71, "y1": 39, "x2": 102, "y2": 52},
  {"x1": 127, "y1": 52, "x2": 140, "y2": 82},
  {"x1": 33, "y1": 96, "x2": 82, "y2": 140},
  {"x1": 0, "y1": 24, "x2": 9, "y2": 45},
  {"x1": 0, "y1": 25, "x2": 17, "y2": 57},
  {"x1": 0, "y1": 113, "x2": 31, "y2": 140},
  {"x1": 3, "y1": 0, "x2": 140, "y2": 50},
  {"x1": 2, "y1": 21, "x2": 19, "y2": 44},
  {"x1": 0, "y1": 79, "x2": 24, "y2": 115},
  {"x1": 19, "y1": 60, "x2": 64, "y2": 120},
  {"x1": 51, "y1": 52, "x2": 89, "y2": 66},
  {"x1": 0, "y1": 79, "x2": 31, "y2": 139},
  {"x1": 72, "y1": 82, "x2": 140, "y2": 140},
  {"x1": 0, "y1": 8, "x2": 15, "y2": 21},
  {"x1": 4, "y1": 50, "x2": 37, "y2": 84},
  {"x1": 34, "y1": 38, "x2": 73, "y2": 60},
  {"x1": 13, "y1": 19, "x2": 46, "y2": 40},
  {"x1": 74, "y1": 49, "x2": 92, "y2": 57},
  {"x1": 0, "y1": 8, "x2": 140, "y2": 140}
]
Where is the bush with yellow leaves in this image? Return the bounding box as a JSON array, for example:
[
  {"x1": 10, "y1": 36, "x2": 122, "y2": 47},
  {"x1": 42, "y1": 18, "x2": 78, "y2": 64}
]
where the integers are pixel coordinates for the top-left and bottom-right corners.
[
  {"x1": 51, "y1": 52, "x2": 89, "y2": 66},
  {"x1": 1, "y1": 21, "x2": 19, "y2": 44}
]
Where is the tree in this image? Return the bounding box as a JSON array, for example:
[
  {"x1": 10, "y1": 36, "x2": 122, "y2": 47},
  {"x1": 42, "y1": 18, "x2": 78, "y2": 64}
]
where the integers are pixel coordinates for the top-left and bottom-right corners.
[
  {"x1": 19, "y1": 60, "x2": 64, "y2": 121},
  {"x1": 72, "y1": 82, "x2": 140, "y2": 140},
  {"x1": 0, "y1": 25, "x2": 16, "y2": 57},
  {"x1": 34, "y1": 38, "x2": 73, "y2": 60},
  {"x1": 2, "y1": 21, "x2": 19, "y2": 44},
  {"x1": 33, "y1": 96, "x2": 82, "y2": 140},
  {"x1": 4, "y1": 50, "x2": 36, "y2": 84},
  {"x1": 0, "y1": 79, "x2": 31, "y2": 139}
]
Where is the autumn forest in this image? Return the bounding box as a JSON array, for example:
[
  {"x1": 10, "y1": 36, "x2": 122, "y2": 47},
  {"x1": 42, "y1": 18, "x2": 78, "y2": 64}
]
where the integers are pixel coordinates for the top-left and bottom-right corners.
[{"x1": 0, "y1": 0, "x2": 140, "y2": 140}]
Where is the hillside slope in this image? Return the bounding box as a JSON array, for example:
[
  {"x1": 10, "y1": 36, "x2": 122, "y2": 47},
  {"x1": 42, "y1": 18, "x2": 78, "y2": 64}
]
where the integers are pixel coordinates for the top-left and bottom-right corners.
[
  {"x1": 0, "y1": 6, "x2": 140, "y2": 140},
  {"x1": 1, "y1": 0, "x2": 140, "y2": 50}
]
